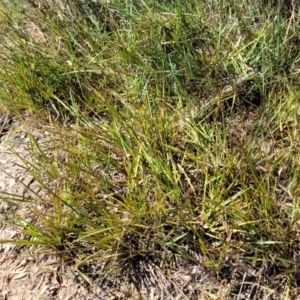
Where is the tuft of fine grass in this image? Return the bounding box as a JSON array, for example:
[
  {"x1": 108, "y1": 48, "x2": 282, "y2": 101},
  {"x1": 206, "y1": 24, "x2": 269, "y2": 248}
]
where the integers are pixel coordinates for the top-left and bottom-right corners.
[{"x1": 1, "y1": 0, "x2": 300, "y2": 298}]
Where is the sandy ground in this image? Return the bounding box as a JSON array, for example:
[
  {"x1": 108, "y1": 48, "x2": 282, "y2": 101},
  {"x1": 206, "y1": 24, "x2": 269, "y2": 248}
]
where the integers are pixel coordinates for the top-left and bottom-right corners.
[{"x1": 0, "y1": 115, "x2": 100, "y2": 300}]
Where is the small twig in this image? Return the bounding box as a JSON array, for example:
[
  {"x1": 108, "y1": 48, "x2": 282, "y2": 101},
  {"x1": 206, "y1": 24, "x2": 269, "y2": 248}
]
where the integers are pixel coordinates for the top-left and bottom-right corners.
[
  {"x1": 0, "y1": 114, "x2": 11, "y2": 137},
  {"x1": 193, "y1": 71, "x2": 260, "y2": 118}
]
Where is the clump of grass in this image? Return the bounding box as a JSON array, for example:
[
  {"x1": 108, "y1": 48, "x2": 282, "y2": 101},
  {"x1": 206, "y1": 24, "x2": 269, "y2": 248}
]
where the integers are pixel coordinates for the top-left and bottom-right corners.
[{"x1": 1, "y1": 0, "x2": 300, "y2": 298}]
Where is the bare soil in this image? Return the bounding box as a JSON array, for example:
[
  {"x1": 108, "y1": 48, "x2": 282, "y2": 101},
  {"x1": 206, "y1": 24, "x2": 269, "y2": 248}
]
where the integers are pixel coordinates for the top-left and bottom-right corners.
[{"x1": 0, "y1": 115, "x2": 96, "y2": 300}]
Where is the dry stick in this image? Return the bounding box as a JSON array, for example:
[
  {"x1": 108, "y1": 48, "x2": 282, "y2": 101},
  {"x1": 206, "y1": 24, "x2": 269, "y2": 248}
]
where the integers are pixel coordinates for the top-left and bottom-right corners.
[
  {"x1": 193, "y1": 71, "x2": 260, "y2": 118},
  {"x1": 177, "y1": 71, "x2": 260, "y2": 133},
  {"x1": 0, "y1": 114, "x2": 11, "y2": 137}
]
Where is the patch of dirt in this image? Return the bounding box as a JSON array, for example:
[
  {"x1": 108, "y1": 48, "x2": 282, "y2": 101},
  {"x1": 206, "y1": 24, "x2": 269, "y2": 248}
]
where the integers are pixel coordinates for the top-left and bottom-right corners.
[{"x1": 0, "y1": 114, "x2": 109, "y2": 300}]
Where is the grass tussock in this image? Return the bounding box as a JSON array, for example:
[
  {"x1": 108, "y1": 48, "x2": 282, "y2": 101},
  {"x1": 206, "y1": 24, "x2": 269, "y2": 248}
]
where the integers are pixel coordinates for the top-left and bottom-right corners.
[{"x1": 1, "y1": 0, "x2": 300, "y2": 298}]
